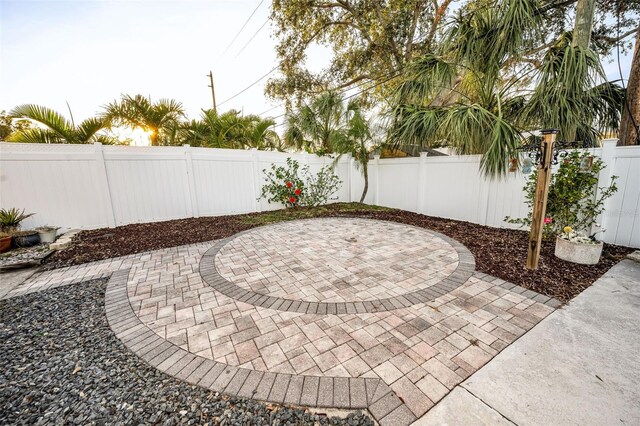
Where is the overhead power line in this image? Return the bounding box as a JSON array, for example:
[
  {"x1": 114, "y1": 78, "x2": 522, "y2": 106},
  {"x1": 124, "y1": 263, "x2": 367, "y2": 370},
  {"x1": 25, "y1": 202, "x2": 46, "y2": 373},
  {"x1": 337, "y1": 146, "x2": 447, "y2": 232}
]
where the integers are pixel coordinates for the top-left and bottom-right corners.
[
  {"x1": 217, "y1": 0, "x2": 265, "y2": 62},
  {"x1": 272, "y1": 69, "x2": 404, "y2": 128},
  {"x1": 235, "y1": 19, "x2": 269, "y2": 58},
  {"x1": 217, "y1": 66, "x2": 278, "y2": 107}
]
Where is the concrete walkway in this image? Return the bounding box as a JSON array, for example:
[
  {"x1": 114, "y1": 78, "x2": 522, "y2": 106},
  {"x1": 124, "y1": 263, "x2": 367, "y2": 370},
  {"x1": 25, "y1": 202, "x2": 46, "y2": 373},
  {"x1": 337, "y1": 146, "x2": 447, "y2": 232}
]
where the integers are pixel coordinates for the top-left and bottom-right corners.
[{"x1": 415, "y1": 258, "x2": 640, "y2": 425}]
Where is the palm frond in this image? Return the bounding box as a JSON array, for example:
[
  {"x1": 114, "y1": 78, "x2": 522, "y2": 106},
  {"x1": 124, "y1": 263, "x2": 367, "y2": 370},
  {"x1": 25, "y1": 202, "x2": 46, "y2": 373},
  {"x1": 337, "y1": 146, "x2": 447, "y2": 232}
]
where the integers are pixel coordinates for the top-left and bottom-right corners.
[
  {"x1": 6, "y1": 128, "x2": 63, "y2": 144},
  {"x1": 10, "y1": 104, "x2": 73, "y2": 140}
]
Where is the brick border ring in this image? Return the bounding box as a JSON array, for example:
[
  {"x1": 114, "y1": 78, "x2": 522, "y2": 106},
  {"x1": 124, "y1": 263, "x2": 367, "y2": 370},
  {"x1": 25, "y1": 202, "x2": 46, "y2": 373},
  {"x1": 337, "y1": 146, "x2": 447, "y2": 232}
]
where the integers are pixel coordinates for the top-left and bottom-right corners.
[
  {"x1": 199, "y1": 218, "x2": 475, "y2": 313},
  {"x1": 106, "y1": 268, "x2": 422, "y2": 425}
]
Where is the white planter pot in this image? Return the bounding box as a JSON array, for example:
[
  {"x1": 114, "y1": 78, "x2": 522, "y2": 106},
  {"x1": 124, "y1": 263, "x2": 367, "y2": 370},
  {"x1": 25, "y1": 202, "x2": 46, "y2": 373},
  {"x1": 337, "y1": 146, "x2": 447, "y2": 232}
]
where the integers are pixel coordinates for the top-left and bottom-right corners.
[
  {"x1": 37, "y1": 229, "x2": 57, "y2": 243},
  {"x1": 554, "y1": 236, "x2": 603, "y2": 265}
]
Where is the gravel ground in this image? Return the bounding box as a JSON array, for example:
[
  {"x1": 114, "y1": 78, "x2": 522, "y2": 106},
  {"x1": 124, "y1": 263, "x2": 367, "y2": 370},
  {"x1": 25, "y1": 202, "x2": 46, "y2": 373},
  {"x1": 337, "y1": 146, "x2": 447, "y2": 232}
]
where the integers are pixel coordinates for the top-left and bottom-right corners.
[
  {"x1": 43, "y1": 203, "x2": 633, "y2": 302},
  {"x1": 0, "y1": 279, "x2": 373, "y2": 426}
]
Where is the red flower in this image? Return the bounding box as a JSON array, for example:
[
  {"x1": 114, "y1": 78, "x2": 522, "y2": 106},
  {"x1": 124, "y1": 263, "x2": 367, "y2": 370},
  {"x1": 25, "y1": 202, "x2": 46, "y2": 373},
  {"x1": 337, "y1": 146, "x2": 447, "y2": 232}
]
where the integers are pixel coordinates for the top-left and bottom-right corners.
[
  {"x1": 544, "y1": 217, "x2": 552, "y2": 224},
  {"x1": 286, "y1": 181, "x2": 293, "y2": 188},
  {"x1": 294, "y1": 188, "x2": 301, "y2": 195},
  {"x1": 289, "y1": 196, "x2": 296, "y2": 203}
]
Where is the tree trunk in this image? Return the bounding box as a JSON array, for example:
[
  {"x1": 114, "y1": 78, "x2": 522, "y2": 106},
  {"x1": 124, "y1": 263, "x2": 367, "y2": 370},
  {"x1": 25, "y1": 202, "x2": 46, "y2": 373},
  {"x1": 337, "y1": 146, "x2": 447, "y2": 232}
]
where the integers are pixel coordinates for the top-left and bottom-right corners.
[
  {"x1": 360, "y1": 158, "x2": 368, "y2": 203},
  {"x1": 572, "y1": 0, "x2": 596, "y2": 49},
  {"x1": 567, "y1": 0, "x2": 596, "y2": 142},
  {"x1": 618, "y1": 28, "x2": 640, "y2": 146}
]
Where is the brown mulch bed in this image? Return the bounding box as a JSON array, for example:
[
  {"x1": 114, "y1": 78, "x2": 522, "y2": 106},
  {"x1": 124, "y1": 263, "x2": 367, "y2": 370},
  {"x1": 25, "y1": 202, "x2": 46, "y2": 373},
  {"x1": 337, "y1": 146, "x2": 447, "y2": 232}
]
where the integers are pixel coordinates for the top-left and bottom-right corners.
[{"x1": 43, "y1": 203, "x2": 634, "y2": 303}]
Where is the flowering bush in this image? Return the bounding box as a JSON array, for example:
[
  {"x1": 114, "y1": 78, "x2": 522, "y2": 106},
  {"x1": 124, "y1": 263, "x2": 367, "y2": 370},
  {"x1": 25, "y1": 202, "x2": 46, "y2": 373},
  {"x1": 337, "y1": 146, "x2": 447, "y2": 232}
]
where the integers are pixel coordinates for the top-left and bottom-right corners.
[
  {"x1": 259, "y1": 157, "x2": 342, "y2": 207},
  {"x1": 506, "y1": 150, "x2": 617, "y2": 240}
]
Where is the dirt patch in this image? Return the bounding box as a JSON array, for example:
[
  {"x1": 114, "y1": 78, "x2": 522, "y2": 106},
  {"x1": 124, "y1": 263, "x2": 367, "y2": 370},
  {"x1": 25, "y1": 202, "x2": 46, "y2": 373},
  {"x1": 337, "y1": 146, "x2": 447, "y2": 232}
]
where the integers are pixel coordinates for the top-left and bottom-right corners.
[{"x1": 43, "y1": 203, "x2": 633, "y2": 302}]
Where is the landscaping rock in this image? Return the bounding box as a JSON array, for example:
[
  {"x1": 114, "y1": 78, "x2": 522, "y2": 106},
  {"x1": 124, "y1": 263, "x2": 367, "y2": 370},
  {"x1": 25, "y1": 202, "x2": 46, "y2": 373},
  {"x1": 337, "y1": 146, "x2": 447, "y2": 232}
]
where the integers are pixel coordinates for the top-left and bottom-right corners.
[{"x1": 0, "y1": 279, "x2": 374, "y2": 426}]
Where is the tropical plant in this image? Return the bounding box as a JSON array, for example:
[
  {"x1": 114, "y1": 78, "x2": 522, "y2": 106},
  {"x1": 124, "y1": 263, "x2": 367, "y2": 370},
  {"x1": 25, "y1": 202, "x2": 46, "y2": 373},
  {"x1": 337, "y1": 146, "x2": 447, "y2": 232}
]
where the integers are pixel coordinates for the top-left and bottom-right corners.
[
  {"x1": 179, "y1": 109, "x2": 283, "y2": 150},
  {"x1": 505, "y1": 150, "x2": 617, "y2": 239},
  {"x1": 332, "y1": 99, "x2": 377, "y2": 202},
  {"x1": 0, "y1": 208, "x2": 34, "y2": 232},
  {"x1": 7, "y1": 105, "x2": 114, "y2": 144},
  {"x1": 102, "y1": 94, "x2": 186, "y2": 146},
  {"x1": 388, "y1": 0, "x2": 625, "y2": 177},
  {"x1": 259, "y1": 158, "x2": 342, "y2": 207},
  {"x1": 269, "y1": 0, "x2": 637, "y2": 105},
  {"x1": 284, "y1": 91, "x2": 348, "y2": 154}
]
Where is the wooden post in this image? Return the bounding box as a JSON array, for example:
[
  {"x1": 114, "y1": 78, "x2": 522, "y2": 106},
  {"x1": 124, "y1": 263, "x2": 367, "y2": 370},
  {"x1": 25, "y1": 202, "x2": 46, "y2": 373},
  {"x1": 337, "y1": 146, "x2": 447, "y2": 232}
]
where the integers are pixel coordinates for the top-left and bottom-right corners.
[{"x1": 526, "y1": 129, "x2": 558, "y2": 270}]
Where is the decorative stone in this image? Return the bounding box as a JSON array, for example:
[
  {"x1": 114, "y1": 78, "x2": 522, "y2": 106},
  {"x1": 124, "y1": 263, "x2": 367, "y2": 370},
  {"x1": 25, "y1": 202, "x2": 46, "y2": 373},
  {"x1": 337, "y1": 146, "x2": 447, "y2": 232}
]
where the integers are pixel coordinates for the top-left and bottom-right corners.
[{"x1": 554, "y1": 237, "x2": 603, "y2": 265}]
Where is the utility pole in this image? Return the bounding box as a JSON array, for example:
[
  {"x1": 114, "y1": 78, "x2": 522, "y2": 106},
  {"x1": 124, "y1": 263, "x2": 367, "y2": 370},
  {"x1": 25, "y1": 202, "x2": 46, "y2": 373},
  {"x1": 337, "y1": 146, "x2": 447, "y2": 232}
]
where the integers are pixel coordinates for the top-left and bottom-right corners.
[{"x1": 207, "y1": 71, "x2": 217, "y2": 113}]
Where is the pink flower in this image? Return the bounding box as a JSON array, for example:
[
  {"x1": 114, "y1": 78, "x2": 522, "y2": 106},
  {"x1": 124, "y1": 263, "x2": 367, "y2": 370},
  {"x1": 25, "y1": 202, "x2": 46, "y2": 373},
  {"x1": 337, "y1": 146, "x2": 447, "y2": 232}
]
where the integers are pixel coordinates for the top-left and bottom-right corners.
[
  {"x1": 286, "y1": 181, "x2": 293, "y2": 188},
  {"x1": 294, "y1": 188, "x2": 301, "y2": 195},
  {"x1": 544, "y1": 217, "x2": 552, "y2": 224},
  {"x1": 289, "y1": 196, "x2": 296, "y2": 203}
]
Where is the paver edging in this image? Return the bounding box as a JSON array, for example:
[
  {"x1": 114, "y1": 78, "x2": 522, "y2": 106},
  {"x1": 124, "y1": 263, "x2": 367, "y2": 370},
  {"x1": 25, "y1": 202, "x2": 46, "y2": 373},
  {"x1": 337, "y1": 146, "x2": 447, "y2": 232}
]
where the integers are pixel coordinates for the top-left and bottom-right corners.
[
  {"x1": 104, "y1": 267, "x2": 415, "y2": 425},
  {"x1": 199, "y1": 217, "x2": 476, "y2": 314}
]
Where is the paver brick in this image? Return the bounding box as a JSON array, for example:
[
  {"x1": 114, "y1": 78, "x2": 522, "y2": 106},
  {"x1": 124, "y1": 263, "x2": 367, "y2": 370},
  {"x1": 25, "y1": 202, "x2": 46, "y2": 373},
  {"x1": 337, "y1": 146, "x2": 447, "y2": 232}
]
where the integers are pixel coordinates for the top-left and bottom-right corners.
[
  {"x1": 268, "y1": 374, "x2": 291, "y2": 403},
  {"x1": 378, "y1": 404, "x2": 417, "y2": 426},
  {"x1": 300, "y1": 376, "x2": 319, "y2": 406},
  {"x1": 369, "y1": 392, "x2": 402, "y2": 420},
  {"x1": 333, "y1": 377, "x2": 350, "y2": 408}
]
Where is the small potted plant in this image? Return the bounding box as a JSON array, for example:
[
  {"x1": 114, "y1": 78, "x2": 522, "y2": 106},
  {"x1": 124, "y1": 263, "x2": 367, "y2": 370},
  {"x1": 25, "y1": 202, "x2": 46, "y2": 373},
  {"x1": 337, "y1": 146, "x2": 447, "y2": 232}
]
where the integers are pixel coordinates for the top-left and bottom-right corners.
[
  {"x1": 555, "y1": 226, "x2": 604, "y2": 265},
  {"x1": 36, "y1": 226, "x2": 59, "y2": 243},
  {"x1": 11, "y1": 230, "x2": 40, "y2": 248},
  {"x1": 0, "y1": 208, "x2": 34, "y2": 233},
  {"x1": 0, "y1": 232, "x2": 12, "y2": 253}
]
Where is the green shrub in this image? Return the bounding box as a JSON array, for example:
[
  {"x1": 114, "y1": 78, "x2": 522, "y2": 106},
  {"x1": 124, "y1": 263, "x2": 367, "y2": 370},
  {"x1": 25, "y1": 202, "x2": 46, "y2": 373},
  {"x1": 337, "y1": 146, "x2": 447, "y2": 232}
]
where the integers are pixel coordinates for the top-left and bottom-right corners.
[
  {"x1": 505, "y1": 150, "x2": 617, "y2": 240},
  {"x1": 259, "y1": 158, "x2": 342, "y2": 207}
]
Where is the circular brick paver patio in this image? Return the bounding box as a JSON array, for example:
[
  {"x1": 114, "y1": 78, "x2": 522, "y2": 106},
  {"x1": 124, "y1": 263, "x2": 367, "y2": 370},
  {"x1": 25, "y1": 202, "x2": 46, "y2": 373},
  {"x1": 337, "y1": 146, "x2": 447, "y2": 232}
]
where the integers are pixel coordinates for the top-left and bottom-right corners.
[
  {"x1": 203, "y1": 218, "x2": 475, "y2": 313},
  {"x1": 86, "y1": 218, "x2": 559, "y2": 426},
  {"x1": 215, "y1": 219, "x2": 460, "y2": 303}
]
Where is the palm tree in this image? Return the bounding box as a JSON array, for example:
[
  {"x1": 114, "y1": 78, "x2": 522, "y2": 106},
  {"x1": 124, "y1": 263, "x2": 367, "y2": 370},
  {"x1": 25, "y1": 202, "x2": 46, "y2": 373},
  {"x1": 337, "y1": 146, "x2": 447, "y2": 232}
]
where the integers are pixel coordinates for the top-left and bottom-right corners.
[
  {"x1": 389, "y1": 0, "x2": 624, "y2": 176},
  {"x1": 102, "y1": 94, "x2": 185, "y2": 146},
  {"x1": 333, "y1": 99, "x2": 377, "y2": 202},
  {"x1": 179, "y1": 109, "x2": 283, "y2": 150},
  {"x1": 8, "y1": 104, "x2": 115, "y2": 144},
  {"x1": 284, "y1": 91, "x2": 346, "y2": 154}
]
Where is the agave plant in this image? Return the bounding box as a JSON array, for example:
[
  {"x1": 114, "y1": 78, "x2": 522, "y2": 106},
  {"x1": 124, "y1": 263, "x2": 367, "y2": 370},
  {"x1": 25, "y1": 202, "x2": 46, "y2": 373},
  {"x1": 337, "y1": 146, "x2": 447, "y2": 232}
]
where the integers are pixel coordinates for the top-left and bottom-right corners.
[
  {"x1": 8, "y1": 105, "x2": 115, "y2": 144},
  {"x1": 0, "y1": 208, "x2": 34, "y2": 233},
  {"x1": 388, "y1": 0, "x2": 624, "y2": 177}
]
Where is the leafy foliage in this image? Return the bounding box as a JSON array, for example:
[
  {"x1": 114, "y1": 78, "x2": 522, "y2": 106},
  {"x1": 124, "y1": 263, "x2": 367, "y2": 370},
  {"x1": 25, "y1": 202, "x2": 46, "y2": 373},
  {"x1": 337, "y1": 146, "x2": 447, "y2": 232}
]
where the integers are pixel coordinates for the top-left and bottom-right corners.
[
  {"x1": 284, "y1": 92, "x2": 347, "y2": 154},
  {"x1": 179, "y1": 109, "x2": 284, "y2": 150},
  {"x1": 389, "y1": 0, "x2": 625, "y2": 176},
  {"x1": 8, "y1": 105, "x2": 115, "y2": 144},
  {"x1": 102, "y1": 95, "x2": 186, "y2": 146},
  {"x1": 268, "y1": 0, "x2": 457, "y2": 105},
  {"x1": 259, "y1": 158, "x2": 342, "y2": 208},
  {"x1": 505, "y1": 150, "x2": 617, "y2": 239},
  {"x1": 0, "y1": 110, "x2": 32, "y2": 140}
]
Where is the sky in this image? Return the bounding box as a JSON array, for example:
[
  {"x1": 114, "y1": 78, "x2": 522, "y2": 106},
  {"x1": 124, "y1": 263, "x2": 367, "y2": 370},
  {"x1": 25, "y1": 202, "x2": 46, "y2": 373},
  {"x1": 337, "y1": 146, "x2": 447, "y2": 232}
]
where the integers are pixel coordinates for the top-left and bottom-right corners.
[
  {"x1": 0, "y1": 0, "x2": 332, "y2": 127},
  {"x1": 0, "y1": 0, "x2": 635, "y2": 130}
]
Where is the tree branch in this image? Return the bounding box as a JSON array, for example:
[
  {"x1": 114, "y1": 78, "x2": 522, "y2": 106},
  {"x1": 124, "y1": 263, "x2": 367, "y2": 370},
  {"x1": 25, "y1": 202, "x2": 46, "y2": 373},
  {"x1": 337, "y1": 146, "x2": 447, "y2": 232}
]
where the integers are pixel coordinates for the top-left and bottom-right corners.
[{"x1": 594, "y1": 27, "x2": 639, "y2": 44}]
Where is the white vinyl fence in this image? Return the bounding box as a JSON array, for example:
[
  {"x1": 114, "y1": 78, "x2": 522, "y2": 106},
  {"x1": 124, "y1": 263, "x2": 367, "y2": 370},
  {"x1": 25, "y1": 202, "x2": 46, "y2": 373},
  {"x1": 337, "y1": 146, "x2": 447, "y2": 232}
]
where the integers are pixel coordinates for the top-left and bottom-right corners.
[{"x1": 1, "y1": 140, "x2": 639, "y2": 248}]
